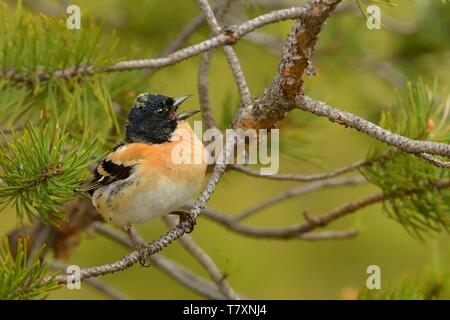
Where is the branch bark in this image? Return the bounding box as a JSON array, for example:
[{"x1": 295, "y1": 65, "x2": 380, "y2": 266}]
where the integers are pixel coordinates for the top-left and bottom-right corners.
[
  {"x1": 297, "y1": 96, "x2": 450, "y2": 158},
  {"x1": 196, "y1": 0, "x2": 253, "y2": 107},
  {"x1": 230, "y1": 160, "x2": 370, "y2": 182},
  {"x1": 233, "y1": 0, "x2": 341, "y2": 130}
]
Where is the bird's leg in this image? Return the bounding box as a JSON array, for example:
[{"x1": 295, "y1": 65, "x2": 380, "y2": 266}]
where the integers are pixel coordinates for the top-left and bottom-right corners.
[
  {"x1": 169, "y1": 210, "x2": 196, "y2": 233},
  {"x1": 125, "y1": 225, "x2": 151, "y2": 267}
]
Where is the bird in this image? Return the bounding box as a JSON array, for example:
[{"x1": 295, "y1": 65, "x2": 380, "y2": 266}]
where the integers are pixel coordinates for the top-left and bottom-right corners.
[{"x1": 78, "y1": 93, "x2": 207, "y2": 263}]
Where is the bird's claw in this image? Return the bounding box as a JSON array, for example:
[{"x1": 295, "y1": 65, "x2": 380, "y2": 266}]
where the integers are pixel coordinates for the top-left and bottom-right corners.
[
  {"x1": 170, "y1": 210, "x2": 196, "y2": 233},
  {"x1": 136, "y1": 243, "x2": 152, "y2": 267}
]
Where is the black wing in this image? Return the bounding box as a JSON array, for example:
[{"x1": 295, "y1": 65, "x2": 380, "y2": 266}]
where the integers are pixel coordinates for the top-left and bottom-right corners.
[{"x1": 78, "y1": 143, "x2": 134, "y2": 195}]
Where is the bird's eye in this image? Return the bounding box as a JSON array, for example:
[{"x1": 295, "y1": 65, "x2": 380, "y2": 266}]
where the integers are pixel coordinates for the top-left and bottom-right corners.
[{"x1": 156, "y1": 108, "x2": 165, "y2": 114}]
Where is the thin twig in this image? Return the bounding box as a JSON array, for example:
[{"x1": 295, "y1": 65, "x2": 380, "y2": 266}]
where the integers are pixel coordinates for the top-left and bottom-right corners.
[
  {"x1": 196, "y1": 0, "x2": 252, "y2": 107},
  {"x1": 295, "y1": 229, "x2": 358, "y2": 240},
  {"x1": 230, "y1": 160, "x2": 370, "y2": 182},
  {"x1": 197, "y1": 0, "x2": 233, "y2": 129},
  {"x1": 232, "y1": 175, "x2": 365, "y2": 222},
  {"x1": 0, "y1": 125, "x2": 25, "y2": 135},
  {"x1": 198, "y1": 50, "x2": 217, "y2": 129},
  {"x1": 418, "y1": 153, "x2": 450, "y2": 168},
  {"x1": 151, "y1": 254, "x2": 227, "y2": 300},
  {"x1": 27, "y1": 224, "x2": 51, "y2": 267}
]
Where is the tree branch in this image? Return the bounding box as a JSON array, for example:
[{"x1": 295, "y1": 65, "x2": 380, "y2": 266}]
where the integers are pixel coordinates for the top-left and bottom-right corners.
[
  {"x1": 232, "y1": 176, "x2": 365, "y2": 221},
  {"x1": 296, "y1": 95, "x2": 450, "y2": 158},
  {"x1": 417, "y1": 153, "x2": 450, "y2": 168},
  {"x1": 198, "y1": 50, "x2": 217, "y2": 129},
  {"x1": 197, "y1": 0, "x2": 233, "y2": 130},
  {"x1": 196, "y1": 0, "x2": 252, "y2": 107},
  {"x1": 230, "y1": 160, "x2": 370, "y2": 182},
  {"x1": 234, "y1": 0, "x2": 341, "y2": 130}
]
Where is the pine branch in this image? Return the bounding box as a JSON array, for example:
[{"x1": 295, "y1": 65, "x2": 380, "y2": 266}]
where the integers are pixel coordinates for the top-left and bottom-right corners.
[
  {"x1": 361, "y1": 82, "x2": 450, "y2": 236},
  {"x1": 0, "y1": 237, "x2": 58, "y2": 300},
  {"x1": 0, "y1": 124, "x2": 97, "y2": 223}
]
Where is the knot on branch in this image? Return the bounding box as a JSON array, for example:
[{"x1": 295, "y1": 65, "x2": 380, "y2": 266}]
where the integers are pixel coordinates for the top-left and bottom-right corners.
[
  {"x1": 302, "y1": 211, "x2": 326, "y2": 227},
  {"x1": 222, "y1": 25, "x2": 239, "y2": 45}
]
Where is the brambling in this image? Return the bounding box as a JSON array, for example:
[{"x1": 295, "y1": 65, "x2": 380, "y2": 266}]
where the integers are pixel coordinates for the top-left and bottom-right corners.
[{"x1": 79, "y1": 93, "x2": 207, "y2": 260}]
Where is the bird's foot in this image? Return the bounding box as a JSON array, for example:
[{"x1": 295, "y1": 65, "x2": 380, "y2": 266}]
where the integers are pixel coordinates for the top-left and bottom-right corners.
[
  {"x1": 135, "y1": 243, "x2": 152, "y2": 268},
  {"x1": 170, "y1": 210, "x2": 196, "y2": 233},
  {"x1": 125, "y1": 226, "x2": 151, "y2": 267}
]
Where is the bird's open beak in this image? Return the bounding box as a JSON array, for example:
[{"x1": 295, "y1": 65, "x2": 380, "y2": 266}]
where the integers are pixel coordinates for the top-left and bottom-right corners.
[
  {"x1": 172, "y1": 95, "x2": 200, "y2": 121},
  {"x1": 173, "y1": 95, "x2": 192, "y2": 110},
  {"x1": 176, "y1": 109, "x2": 200, "y2": 121}
]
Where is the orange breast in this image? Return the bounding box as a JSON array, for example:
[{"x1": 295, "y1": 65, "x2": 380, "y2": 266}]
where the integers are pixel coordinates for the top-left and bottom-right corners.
[{"x1": 140, "y1": 121, "x2": 207, "y2": 181}]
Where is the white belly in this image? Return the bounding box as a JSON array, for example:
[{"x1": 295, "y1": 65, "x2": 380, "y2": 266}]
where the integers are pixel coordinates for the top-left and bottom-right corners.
[{"x1": 93, "y1": 174, "x2": 203, "y2": 226}]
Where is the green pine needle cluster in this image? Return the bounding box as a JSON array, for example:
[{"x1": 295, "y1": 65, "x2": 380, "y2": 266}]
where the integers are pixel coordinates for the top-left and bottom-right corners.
[
  {"x1": 0, "y1": 237, "x2": 58, "y2": 300},
  {"x1": 361, "y1": 81, "x2": 450, "y2": 238},
  {"x1": 0, "y1": 123, "x2": 97, "y2": 223},
  {"x1": 0, "y1": 3, "x2": 145, "y2": 143}
]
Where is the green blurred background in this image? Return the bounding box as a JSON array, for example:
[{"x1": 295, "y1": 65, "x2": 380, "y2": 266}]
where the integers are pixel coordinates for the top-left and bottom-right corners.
[{"x1": 1, "y1": 0, "x2": 450, "y2": 299}]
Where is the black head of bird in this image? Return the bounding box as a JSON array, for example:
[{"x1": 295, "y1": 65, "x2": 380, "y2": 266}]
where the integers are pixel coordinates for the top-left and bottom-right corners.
[{"x1": 125, "y1": 93, "x2": 199, "y2": 144}]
